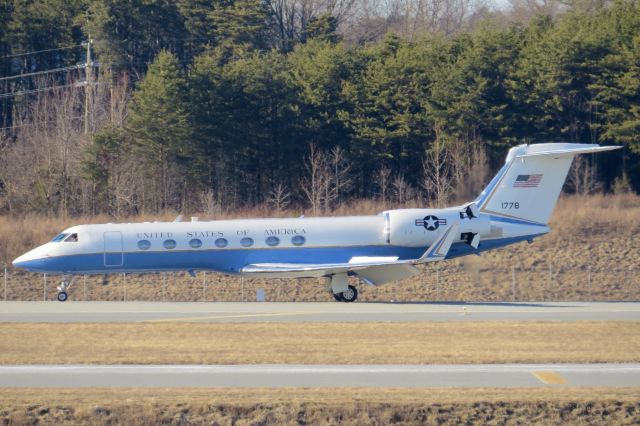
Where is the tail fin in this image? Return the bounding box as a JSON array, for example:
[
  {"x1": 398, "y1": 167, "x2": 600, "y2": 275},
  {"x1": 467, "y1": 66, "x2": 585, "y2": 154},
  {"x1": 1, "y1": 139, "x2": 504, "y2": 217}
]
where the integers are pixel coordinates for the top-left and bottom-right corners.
[{"x1": 474, "y1": 143, "x2": 621, "y2": 225}]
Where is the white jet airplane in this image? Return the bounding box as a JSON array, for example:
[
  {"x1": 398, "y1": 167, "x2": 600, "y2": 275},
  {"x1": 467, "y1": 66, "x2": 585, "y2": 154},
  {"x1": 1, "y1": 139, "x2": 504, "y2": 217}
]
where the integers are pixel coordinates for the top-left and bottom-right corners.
[{"x1": 13, "y1": 143, "x2": 620, "y2": 302}]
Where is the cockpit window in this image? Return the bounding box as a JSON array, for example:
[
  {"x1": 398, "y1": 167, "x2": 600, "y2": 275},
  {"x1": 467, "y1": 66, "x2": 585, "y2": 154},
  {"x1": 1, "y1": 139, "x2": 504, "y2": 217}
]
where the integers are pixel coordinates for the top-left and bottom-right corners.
[
  {"x1": 64, "y1": 233, "x2": 78, "y2": 242},
  {"x1": 50, "y1": 233, "x2": 69, "y2": 243}
]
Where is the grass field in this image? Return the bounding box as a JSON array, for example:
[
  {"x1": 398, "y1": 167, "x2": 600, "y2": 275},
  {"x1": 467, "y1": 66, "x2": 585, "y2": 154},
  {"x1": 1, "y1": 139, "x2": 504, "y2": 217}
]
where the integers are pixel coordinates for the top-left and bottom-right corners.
[
  {"x1": 1, "y1": 321, "x2": 638, "y2": 365},
  {"x1": 1, "y1": 388, "x2": 639, "y2": 424},
  {"x1": 1, "y1": 195, "x2": 639, "y2": 303}
]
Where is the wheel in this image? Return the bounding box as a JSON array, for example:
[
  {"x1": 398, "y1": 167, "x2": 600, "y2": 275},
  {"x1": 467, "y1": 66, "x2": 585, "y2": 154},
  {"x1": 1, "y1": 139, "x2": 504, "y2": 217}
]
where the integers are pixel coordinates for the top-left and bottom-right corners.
[
  {"x1": 57, "y1": 291, "x2": 68, "y2": 302},
  {"x1": 333, "y1": 293, "x2": 343, "y2": 302},
  {"x1": 340, "y1": 285, "x2": 358, "y2": 303}
]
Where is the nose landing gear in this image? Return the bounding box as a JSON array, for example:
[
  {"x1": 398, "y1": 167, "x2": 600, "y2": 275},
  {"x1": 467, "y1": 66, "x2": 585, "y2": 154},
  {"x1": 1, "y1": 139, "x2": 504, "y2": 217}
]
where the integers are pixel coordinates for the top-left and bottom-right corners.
[{"x1": 56, "y1": 276, "x2": 75, "y2": 302}]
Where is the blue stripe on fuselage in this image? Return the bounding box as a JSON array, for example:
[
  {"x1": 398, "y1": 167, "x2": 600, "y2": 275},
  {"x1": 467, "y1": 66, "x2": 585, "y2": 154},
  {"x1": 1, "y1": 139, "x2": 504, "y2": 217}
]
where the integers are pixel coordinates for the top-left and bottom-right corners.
[
  {"x1": 488, "y1": 215, "x2": 548, "y2": 228},
  {"x1": 15, "y1": 245, "x2": 424, "y2": 275}
]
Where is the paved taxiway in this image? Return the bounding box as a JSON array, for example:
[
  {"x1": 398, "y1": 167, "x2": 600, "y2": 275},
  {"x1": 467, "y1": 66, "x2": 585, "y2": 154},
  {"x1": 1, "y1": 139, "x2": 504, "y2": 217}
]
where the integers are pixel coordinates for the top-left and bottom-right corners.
[
  {"x1": 1, "y1": 364, "x2": 638, "y2": 388},
  {"x1": 1, "y1": 301, "x2": 639, "y2": 322}
]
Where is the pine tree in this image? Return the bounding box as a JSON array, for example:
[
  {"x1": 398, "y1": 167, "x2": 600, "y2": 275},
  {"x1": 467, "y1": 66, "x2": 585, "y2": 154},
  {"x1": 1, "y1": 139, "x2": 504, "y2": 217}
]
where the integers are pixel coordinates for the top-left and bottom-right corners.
[
  {"x1": 127, "y1": 50, "x2": 193, "y2": 211},
  {"x1": 208, "y1": 0, "x2": 272, "y2": 52}
]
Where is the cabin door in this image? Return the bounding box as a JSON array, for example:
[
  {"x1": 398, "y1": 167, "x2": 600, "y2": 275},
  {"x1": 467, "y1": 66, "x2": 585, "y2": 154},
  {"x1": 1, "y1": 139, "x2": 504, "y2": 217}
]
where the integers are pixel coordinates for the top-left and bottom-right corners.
[{"x1": 104, "y1": 231, "x2": 123, "y2": 267}]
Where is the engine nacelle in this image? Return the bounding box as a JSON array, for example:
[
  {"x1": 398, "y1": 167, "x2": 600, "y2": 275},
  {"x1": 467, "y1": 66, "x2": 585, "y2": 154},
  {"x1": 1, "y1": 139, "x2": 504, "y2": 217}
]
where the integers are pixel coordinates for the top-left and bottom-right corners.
[{"x1": 384, "y1": 207, "x2": 490, "y2": 247}]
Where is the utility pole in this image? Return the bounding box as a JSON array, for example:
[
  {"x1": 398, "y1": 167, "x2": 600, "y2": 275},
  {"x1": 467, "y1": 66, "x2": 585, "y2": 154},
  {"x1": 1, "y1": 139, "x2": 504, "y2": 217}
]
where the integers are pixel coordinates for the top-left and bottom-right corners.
[{"x1": 84, "y1": 38, "x2": 92, "y2": 135}]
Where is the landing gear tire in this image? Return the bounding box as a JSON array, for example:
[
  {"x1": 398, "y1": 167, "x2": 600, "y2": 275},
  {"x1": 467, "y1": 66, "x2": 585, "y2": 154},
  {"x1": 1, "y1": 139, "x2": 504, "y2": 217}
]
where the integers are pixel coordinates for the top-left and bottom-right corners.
[
  {"x1": 340, "y1": 285, "x2": 358, "y2": 303},
  {"x1": 56, "y1": 276, "x2": 74, "y2": 302}
]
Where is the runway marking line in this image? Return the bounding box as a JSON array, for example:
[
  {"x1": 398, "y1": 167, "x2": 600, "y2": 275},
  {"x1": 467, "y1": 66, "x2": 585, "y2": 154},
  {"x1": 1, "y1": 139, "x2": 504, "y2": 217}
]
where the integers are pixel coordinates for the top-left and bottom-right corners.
[
  {"x1": 532, "y1": 371, "x2": 567, "y2": 385},
  {"x1": 141, "y1": 311, "x2": 322, "y2": 323}
]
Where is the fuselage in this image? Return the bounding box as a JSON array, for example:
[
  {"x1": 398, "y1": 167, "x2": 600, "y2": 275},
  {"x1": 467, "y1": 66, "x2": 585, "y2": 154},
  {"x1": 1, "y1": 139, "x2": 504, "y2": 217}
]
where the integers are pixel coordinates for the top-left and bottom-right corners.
[{"x1": 12, "y1": 208, "x2": 549, "y2": 276}]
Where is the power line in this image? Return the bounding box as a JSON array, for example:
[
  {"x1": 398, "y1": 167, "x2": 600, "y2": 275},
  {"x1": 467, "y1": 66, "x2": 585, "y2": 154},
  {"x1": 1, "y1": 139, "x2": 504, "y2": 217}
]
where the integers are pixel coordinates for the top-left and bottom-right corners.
[
  {"x1": 0, "y1": 83, "x2": 86, "y2": 99},
  {"x1": 0, "y1": 64, "x2": 85, "y2": 82},
  {"x1": 0, "y1": 44, "x2": 84, "y2": 60},
  {"x1": 0, "y1": 81, "x2": 110, "y2": 99},
  {"x1": 0, "y1": 116, "x2": 84, "y2": 132}
]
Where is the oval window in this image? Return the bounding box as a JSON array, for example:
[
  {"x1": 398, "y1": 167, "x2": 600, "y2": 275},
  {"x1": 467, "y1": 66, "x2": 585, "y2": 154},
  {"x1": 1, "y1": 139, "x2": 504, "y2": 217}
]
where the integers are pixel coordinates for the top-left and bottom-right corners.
[
  {"x1": 163, "y1": 239, "x2": 177, "y2": 249},
  {"x1": 137, "y1": 240, "x2": 151, "y2": 250},
  {"x1": 240, "y1": 237, "x2": 254, "y2": 247},
  {"x1": 291, "y1": 235, "x2": 306, "y2": 246},
  {"x1": 189, "y1": 238, "x2": 202, "y2": 249},
  {"x1": 265, "y1": 236, "x2": 280, "y2": 247},
  {"x1": 215, "y1": 238, "x2": 228, "y2": 248}
]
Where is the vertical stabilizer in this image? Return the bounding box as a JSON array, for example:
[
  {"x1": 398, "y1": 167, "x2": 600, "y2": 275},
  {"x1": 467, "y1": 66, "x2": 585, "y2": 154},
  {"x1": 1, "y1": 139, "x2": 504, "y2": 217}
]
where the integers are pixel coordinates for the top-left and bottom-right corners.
[{"x1": 474, "y1": 143, "x2": 621, "y2": 225}]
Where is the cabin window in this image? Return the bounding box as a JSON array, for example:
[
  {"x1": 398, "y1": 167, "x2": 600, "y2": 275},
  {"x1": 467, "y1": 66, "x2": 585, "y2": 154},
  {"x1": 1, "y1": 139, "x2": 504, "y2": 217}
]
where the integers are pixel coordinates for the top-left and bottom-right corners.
[
  {"x1": 51, "y1": 233, "x2": 69, "y2": 243},
  {"x1": 291, "y1": 235, "x2": 306, "y2": 246},
  {"x1": 189, "y1": 238, "x2": 203, "y2": 249},
  {"x1": 215, "y1": 238, "x2": 228, "y2": 248},
  {"x1": 265, "y1": 236, "x2": 280, "y2": 247},
  {"x1": 240, "y1": 237, "x2": 254, "y2": 247},
  {"x1": 163, "y1": 239, "x2": 177, "y2": 249},
  {"x1": 64, "y1": 233, "x2": 78, "y2": 242},
  {"x1": 137, "y1": 240, "x2": 151, "y2": 250}
]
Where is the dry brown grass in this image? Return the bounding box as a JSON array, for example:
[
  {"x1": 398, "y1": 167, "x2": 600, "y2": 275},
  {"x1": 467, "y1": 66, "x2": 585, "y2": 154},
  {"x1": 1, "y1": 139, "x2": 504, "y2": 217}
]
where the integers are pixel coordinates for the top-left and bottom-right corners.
[
  {"x1": 0, "y1": 321, "x2": 638, "y2": 365},
  {"x1": 1, "y1": 388, "x2": 639, "y2": 425},
  {"x1": 2, "y1": 194, "x2": 639, "y2": 302}
]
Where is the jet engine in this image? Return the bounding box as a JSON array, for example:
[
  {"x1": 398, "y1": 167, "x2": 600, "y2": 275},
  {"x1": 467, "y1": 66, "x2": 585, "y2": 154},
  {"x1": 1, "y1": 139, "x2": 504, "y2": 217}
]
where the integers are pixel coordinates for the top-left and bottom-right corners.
[{"x1": 384, "y1": 205, "x2": 490, "y2": 248}]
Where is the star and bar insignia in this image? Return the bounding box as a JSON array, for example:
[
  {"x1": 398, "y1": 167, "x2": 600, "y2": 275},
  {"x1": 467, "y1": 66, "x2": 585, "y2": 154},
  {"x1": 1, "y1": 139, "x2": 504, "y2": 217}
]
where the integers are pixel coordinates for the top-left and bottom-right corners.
[{"x1": 415, "y1": 215, "x2": 447, "y2": 231}]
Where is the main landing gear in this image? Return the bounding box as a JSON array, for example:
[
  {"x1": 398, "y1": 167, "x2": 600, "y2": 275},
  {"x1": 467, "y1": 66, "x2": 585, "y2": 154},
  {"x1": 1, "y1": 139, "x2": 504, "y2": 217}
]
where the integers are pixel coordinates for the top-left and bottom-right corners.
[
  {"x1": 333, "y1": 285, "x2": 358, "y2": 302},
  {"x1": 329, "y1": 273, "x2": 358, "y2": 303},
  {"x1": 56, "y1": 276, "x2": 75, "y2": 302}
]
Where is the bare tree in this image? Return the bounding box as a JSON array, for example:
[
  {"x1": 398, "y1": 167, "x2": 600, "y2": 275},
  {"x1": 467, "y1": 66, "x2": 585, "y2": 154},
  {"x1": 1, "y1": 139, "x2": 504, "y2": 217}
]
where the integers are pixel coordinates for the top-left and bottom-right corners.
[
  {"x1": 375, "y1": 165, "x2": 392, "y2": 203},
  {"x1": 567, "y1": 155, "x2": 601, "y2": 195},
  {"x1": 392, "y1": 173, "x2": 416, "y2": 204},
  {"x1": 267, "y1": 183, "x2": 292, "y2": 212},
  {"x1": 301, "y1": 144, "x2": 329, "y2": 215},
  {"x1": 342, "y1": 0, "x2": 482, "y2": 44},
  {"x1": 267, "y1": 0, "x2": 357, "y2": 49},
  {"x1": 0, "y1": 76, "x2": 86, "y2": 216},
  {"x1": 0, "y1": 72, "x2": 134, "y2": 217},
  {"x1": 328, "y1": 146, "x2": 352, "y2": 207},
  {"x1": 301, "y1": 144, "x2": 353, "y2": 215},
  {"x1": 421, "y1": 133, "x2": 453, "y2": 207},
  {"x1": 449, "y1": 141, "x2": 490, "y2": 201},
  {"x1": 506, "y1": 0, "x2": 566, "y2": 23}
]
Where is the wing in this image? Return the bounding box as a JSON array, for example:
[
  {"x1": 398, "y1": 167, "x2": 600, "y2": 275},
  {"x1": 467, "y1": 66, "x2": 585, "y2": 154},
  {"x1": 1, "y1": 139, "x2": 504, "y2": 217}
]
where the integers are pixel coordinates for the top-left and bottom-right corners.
[{"x1": 240, "y1": 223, "x2": 459, "y2": 284}]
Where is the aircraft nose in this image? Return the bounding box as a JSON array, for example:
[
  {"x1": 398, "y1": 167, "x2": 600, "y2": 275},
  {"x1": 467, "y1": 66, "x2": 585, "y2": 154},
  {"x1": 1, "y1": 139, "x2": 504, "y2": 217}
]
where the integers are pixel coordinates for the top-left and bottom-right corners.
[
  {"x1": 12, "y1": 252, "x2": 33, "y2": 268},
  {"x1": 12, "y1": 247, "x2": 48, "y2": 270}
]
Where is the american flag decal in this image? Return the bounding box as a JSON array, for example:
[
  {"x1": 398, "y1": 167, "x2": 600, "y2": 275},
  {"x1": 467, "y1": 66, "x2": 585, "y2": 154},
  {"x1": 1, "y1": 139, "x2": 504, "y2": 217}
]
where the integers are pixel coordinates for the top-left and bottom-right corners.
[{"x1": 513, "y1": 174, "x2": 543, "y2": 188}]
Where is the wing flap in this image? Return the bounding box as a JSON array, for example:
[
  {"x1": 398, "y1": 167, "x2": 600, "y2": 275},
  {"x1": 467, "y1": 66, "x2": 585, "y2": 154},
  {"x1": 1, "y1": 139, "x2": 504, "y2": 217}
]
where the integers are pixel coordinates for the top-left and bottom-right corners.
[
  {"x1": 357, "y1": 264, "x2": 420, "y2": 285},
  {"x1": 240, "y1": 258, "x2": 400, "y2": 278}
]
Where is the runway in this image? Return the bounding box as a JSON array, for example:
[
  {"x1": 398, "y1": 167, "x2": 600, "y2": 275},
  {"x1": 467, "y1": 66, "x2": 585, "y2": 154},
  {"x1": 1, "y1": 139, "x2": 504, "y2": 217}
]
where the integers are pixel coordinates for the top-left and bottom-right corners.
[
  {"x1": 1, "y1": 301, "x2": 639, "y2": 322},
  {"x1": 1, "y1": 364, "x2": 638, "y2": 388}
]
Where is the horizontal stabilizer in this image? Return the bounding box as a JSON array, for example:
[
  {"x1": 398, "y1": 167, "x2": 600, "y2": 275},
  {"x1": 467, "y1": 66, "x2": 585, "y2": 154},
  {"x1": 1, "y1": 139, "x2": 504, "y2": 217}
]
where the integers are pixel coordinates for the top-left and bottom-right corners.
[
  {"x1": 414, "y1": 223, "x2": 459, "y2": 263},
  {"x1": 516, "y1": 144, "x2": 621, "y2": 158}
]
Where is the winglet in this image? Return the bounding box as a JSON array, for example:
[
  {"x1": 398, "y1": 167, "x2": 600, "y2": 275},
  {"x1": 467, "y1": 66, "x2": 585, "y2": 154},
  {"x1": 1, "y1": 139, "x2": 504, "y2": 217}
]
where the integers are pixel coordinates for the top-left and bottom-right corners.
[{"x1": 415, "y1": 223, "x2": 459, "y2": 263}]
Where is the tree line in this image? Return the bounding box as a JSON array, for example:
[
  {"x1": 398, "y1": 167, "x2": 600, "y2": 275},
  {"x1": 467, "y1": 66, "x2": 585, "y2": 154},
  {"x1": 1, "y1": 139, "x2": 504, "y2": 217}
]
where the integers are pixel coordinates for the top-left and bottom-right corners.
[{"x1": 0, "y1": 0, "x2": 638, "y2": 217}]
